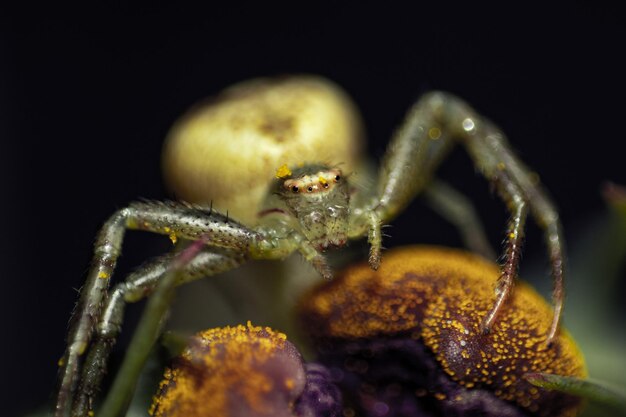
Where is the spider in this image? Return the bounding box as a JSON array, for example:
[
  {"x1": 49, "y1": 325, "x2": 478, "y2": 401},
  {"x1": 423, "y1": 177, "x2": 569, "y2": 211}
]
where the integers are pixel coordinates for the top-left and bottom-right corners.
[{"x1": 54, "y1": 76, "x2": 565, "y2": 417}]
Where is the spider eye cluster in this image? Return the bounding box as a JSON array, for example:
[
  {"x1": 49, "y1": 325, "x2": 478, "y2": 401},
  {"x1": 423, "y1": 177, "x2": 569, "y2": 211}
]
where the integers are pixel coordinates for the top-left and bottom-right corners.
[{"x1": 283, "y1": 168, "x2": 342, "y2": 195}]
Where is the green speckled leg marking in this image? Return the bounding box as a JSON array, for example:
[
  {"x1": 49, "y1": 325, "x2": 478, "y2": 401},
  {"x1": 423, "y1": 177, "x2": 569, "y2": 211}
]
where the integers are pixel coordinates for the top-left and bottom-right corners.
[
  {"x1": 56, "y1": 201, "x2": 258, "y2": 417},
  {"x1": 366, "y1": 211, "x2": 383, "y2": 270},
  {"x1": 364, "y1": 92, "x2": 564, "y2": 345},
  {"x1": 56, "y1": 210, "x2": 127, "y2": 417},
  {"x1": 71, "y1": 249, "x2": 244, "y2": 417}
]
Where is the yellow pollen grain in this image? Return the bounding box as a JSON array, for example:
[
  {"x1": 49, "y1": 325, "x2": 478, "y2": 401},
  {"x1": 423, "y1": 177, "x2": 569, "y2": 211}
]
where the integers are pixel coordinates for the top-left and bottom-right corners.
[
  {"x1": 319, "y1": 176, "x2": 328, "y2": 185},
  {"x1": 77, "y1": 342, "x2": 88, "y2": 355},
  {"x1": 275, "y1": 164, "x2": 292, "y2": 178},
  {"x1": 168, "y1": 233, "x2": 177, "y2": 245},
  {"x1": 98, "y1": 271, "x2": 110, "y2": 279}
]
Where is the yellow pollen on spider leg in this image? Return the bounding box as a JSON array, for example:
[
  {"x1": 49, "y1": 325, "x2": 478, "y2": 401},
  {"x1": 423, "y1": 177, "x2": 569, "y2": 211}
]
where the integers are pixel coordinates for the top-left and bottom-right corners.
[
  {"x1": 98, "y1": 271, "x2": 110, "y2": 279},
  {"x1": 162, "y1": 227, "x2": 178, "y2": 244},
  {"x1": 77, "y1": 342, "x2": 88, "y2": 355}
]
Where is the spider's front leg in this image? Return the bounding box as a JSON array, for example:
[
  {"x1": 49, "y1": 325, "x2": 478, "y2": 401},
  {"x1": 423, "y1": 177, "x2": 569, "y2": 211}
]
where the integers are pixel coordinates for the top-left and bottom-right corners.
[
  {"x1": 55, "y1": 201, "x2": 256, "y2": 417},
  {"x1": 71, "y1": 249, "x2": 245, "y2": 417},
  {"x1": 56, "y1": 200, "x2": 331, "y2": 417},
  {"x1": 355, "y1": 92, "x2": 564, "y2": 345}
]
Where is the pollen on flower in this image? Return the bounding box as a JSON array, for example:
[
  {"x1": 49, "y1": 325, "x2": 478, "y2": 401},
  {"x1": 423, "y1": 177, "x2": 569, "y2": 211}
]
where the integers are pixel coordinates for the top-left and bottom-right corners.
[
  {"x1": 299, "y1": 246, "x2": 587, "y2": 417},
  {"x1": 419, "y1": 252, "x2": 586, "y2": 417},
  {"x1": 150, "y1": 322, "x2": 303, "y2": 417}
]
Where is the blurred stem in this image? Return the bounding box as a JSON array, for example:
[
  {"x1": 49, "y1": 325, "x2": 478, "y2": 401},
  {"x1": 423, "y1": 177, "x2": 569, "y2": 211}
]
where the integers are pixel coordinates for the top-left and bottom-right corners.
[{"x1": 568, "y1": 184, "x2": 626, "y2": 333}]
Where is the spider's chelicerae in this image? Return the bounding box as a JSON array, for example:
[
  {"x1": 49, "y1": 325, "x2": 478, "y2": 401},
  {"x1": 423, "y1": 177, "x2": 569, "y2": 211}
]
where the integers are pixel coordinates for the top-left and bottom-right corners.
[{"x1": 54, "y1": 76, "x2": 565, "y2": 417}]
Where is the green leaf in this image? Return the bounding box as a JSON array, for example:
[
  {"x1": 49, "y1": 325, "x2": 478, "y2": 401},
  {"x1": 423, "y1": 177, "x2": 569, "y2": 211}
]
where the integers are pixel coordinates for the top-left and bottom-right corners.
[{"x1": 524, "y1": 372, "x2": 626, "y2": 414}]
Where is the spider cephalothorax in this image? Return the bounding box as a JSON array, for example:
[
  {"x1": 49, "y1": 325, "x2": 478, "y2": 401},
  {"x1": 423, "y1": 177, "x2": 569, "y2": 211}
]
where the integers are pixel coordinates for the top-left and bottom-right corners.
[
  {"x1": 274, "y1": 164, "x2": 350, "y2": 251},
  {"x1": 54, "y1": 76, "x2": 568, "y2": 417}
]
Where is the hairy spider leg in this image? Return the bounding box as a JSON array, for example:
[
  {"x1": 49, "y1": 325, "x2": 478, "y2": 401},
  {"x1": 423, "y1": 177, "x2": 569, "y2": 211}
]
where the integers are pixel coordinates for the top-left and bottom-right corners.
[
  {"x1": 483, "y1": 129, "x2": 565, "y2": 344},
  {"x1": 481, "y1": 170, "x2": 528, "y2": 333},
  {"x1": 71, "y1": 249, "x2": 245, "y2": 417},
  {"x1": 351, "y1": 92, "x2": 564, "y2": 346},
  {"x1": 56, "y1": 200, "x2": 331, "y2": 417},
  {"x1": 55, "y1": 202, "x2": 253, "y2": 417}
]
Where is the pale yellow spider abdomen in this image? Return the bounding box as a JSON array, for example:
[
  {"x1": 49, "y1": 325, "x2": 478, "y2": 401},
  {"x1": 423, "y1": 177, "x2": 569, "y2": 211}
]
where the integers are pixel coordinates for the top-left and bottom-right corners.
[{"x1": 162, "y1": 75, "x2": 364, "y2": 225}]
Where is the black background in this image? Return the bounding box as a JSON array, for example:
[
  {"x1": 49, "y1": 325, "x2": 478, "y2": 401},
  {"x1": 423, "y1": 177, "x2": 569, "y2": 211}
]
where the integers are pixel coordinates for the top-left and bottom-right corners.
[{"x1": 2, "y1": 3, "x2": 625, "y2": 415}]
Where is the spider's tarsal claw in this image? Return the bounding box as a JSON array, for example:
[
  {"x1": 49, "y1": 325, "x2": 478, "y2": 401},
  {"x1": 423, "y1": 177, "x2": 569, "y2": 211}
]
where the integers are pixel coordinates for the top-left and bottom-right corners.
[
  {"x1": 368, "y1": 249, "x2": 381, "y2": 270},
  {"x1": 319, "y1": 265, "x2": 334, "y2": 281},
  {"x1": 545, "y1": 312, "x2": 561, "y2": 348},
  {"x1": 480, "y1": 299, "x2": 503, "y2": 336},
  {"x1": 480, "y1": 321, "x2": 492, "y2": 335},
  {"x1": 312, "y1": 255, "x2": 333, "y2": 280}
]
